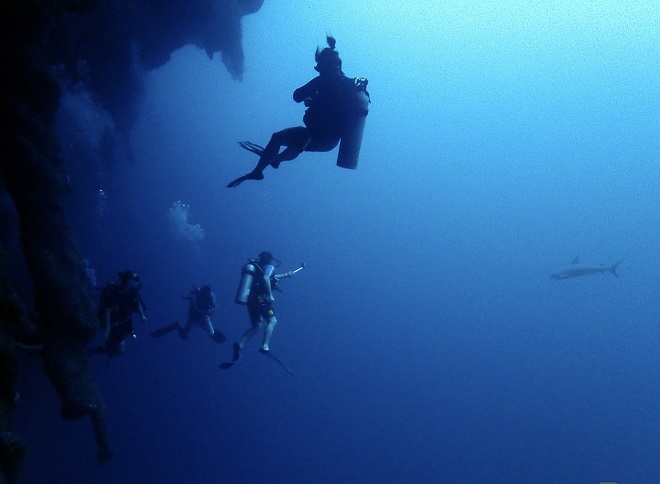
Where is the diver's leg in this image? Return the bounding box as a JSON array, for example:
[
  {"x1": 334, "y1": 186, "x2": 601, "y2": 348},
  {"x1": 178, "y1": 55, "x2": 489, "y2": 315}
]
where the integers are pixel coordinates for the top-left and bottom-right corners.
[
  {"x1": 268, "y1": 133, "x2": 336, "y2": 171},
  {"x1": 233, "y1": 321, "x2": 260, "y2": 361},
  {"x1": 227, "y1": 145, "x2": 272, "y2": 187},
  {"x1": 270, "y1": 127, "x2": 309, "y2": 168},
  {"x1": 238, "y1": 322, "x2": 261, "y2": 348},
  {"x1": 304, "y1": 135, "x2": 341, "y2": 153},
  {"x1": 227, "y1": 143, "x2": 274, "y2": 187},
  {"x1": 255, "y1": 127, "x2": 308, "y2": 171},
  {"x1": 238, "y1": 301, "x2": 262, "y2": 349},
  {"x1": 250, "y1": 130, "x2": 287, "y2": 173},
  {"x1": 201, "y1": 316, "x2": 214, "y2": 336},
  {"x1": 238, "y1": 140, "x2": 303, "y2": 167},
  {"x1": 246, "y1": 130, "x2": 287, "y2": 176},
  {"x1": 227, "y1": 128, "x2": 309, "y2": 187},
  {"x1": 204, "y1": 316, "x2": 226, "y2": 343},
  {"x1": 261, "y1": 316, "x2": 277, "y2": 351},
  {"x1": 273, "y1": 146, "x2": 304, "y2": 169},
  {"x1": 114, "y1": 340, "x2": 126, "y2": 354},
  {"x1": 101, "y1": 327, "x2": 125, "y2": 353}
]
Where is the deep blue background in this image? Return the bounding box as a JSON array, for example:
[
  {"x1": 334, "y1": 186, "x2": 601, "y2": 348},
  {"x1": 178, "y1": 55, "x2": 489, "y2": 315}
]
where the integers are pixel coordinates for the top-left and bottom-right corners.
[{"x1": 16, "y1": 1, "x2": 659, "y2": 482}]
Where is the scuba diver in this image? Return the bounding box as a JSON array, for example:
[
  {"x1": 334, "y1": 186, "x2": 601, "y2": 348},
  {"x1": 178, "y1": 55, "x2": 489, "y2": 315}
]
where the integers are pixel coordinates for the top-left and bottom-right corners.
[
  {"x1": 91, "y1": 270, "x2": 147, "y2": 356},
  {"x1": 151, "y1": 285, "x2": 226, "y2": 343},
  {"x1": 220, "y1": 251, "x2": 304, "y2": 373},
  {"x1": 226, "y1": 36, "x2": 370, "y2": 188}
]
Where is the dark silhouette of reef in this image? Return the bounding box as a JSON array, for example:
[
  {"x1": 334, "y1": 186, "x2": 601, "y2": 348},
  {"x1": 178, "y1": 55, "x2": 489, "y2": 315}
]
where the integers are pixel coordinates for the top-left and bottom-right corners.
[
  {"x1": 54, "y1": 0, "x2": 264, "y2": 138},
  {"x1": 0, "y1": 0, "x2": 263, "y2": 481}
]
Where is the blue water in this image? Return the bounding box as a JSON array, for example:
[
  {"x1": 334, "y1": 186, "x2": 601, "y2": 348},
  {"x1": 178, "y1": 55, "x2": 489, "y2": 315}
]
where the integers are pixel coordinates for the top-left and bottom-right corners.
[{"x1": 17, "y1": 1, "x2": 659, "y2": 482}]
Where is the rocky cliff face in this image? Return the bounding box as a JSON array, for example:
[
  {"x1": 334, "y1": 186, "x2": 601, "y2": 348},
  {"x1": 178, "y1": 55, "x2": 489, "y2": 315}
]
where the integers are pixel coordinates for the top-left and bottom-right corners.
[{"x1": 0, "y1": 1, "x2": 263, "y2": 480}]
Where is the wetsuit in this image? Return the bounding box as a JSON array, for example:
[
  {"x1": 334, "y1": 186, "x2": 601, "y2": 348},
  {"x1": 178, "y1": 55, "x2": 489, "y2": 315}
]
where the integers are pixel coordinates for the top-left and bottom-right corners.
[
  {"x1": 247, "y1": 263, "x2": 276, "y2": 324},
  {"x1": 181, "y1": 289, "x2": 216, "y2": 336},
  {"x1": 296, "y1": 74, "x2": 360, "y2": 143},
  {"x1": 98, "y1": 284, "x2": 142, "y2": 350},
  {"x1": 226, "y1": 71, "x2": 363, "y2": 187}
]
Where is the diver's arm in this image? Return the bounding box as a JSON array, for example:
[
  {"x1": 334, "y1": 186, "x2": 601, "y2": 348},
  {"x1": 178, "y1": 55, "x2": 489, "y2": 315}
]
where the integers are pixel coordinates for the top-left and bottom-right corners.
[
  {"x1": 293, "y1": 77, "x2": 320, "y2": 103},
  {"x1": 274, "y1": 263, "x2": 304, "y2": 281},
  {"x1": 263, "y1": 274, "x2": 275, "y2": 301},
  {"x1": 274, "y1": 271, "x2": 294, "y2": 281}
]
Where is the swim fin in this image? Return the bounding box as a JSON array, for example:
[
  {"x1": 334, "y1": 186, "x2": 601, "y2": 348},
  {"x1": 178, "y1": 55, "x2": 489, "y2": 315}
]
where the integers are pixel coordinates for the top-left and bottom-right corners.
[
  {"x1": 238, "y1": 141, "x2": 281, "y2": 168},
  {"x1": 238, "y1": 141, "x2": 265, "y2": 156},
  {"x1": 226, "y1": 175, "x2": 248, "y2": 188},
  {"x1": 259, "y1": 348, "x2": 293, "y2": 375},
  {"x1": 211, "y1": 331, "x2": 227, "y2": 343},
  {"x1": 219, "y1": 342, "x2": 241, "y2": 369},
  {"x1": 226, "y1": 171, "x2": 264, "y2": 188},
  {"x1": 150, "y1": 322, "x2": 180, "y2": 338}
]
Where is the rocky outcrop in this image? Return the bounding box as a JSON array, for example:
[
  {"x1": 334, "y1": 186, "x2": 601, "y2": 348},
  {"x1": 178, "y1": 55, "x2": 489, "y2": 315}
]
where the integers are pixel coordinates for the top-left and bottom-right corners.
[{"x1": 0, "y1": 0, "x2": 263, "y2": 480}]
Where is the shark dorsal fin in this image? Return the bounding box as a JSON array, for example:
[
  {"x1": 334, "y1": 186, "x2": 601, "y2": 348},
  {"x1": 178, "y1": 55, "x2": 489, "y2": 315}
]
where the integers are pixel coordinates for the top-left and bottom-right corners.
[{"x1": 571, "y1": 256, "x2": 580, "y2": 265}]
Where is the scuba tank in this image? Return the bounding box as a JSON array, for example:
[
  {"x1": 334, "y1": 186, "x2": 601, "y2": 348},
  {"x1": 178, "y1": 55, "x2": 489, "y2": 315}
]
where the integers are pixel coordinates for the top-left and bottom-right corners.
[
  {"x1": 234, "y1": 263, "x2": 257, "y2": 305},
  {"x1": 337, "y1": 77, "x2": 370, "y2": 169}
]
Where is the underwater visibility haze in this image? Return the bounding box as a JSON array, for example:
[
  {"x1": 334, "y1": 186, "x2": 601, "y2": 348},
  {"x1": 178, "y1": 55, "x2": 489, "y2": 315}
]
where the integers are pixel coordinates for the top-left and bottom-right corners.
[{"x1": 5, "y1": 1, "x2": 659, "y2": 482}]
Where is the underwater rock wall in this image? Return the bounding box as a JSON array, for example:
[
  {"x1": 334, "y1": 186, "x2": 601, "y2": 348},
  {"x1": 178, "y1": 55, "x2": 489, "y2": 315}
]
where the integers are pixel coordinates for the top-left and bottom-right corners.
[
  {"x1": 0, "y1": 248, "x2": 30, "y2": 484},
  {"x1": 0, "y1": 0, "x2": 263, "y2": 480},
  {"x1": 56, "y1": 0, "x2": 264, "y2": 136}
]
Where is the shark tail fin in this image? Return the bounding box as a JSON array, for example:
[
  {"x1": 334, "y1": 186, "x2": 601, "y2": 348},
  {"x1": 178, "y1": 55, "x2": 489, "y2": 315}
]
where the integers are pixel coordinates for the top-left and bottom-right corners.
[{"x1": 610, "y1": 259, "x2": 624, "y2": 277}]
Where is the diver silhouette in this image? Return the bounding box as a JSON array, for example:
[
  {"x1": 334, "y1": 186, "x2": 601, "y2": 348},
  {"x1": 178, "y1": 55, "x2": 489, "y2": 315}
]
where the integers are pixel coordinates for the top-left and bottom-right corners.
[{"x1": 227, "y1": 36, "x2": 370, "y2": 188}]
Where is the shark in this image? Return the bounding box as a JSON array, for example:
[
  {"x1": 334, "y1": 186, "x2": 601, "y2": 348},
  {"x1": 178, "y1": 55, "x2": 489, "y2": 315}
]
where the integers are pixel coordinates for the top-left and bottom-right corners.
[{"x1": 551, "y1": 256, "x2": 623, "y2": 280}]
